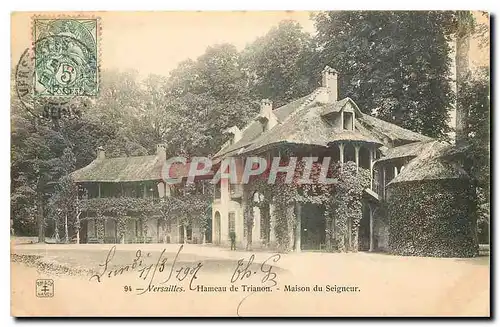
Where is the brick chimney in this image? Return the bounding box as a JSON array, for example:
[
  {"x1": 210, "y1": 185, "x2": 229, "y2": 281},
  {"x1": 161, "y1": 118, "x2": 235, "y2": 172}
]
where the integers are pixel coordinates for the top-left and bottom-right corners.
[
  {"x1": 322, "y1": 66, "x2": 338, "y2": 103},
  {"x1": 156, "y1": 144, "x2": 167, "y2": 161},
  {"x1": 97, "y1": 146, "x2": 105, "y2": 160},
  {"x1": 258, "y1": 99, "x2": 278, "y2": 130}
]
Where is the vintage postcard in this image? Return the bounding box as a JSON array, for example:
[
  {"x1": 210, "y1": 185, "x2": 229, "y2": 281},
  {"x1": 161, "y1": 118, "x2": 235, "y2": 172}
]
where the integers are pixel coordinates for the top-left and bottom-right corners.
[{"x1": 10, "y1": 11, "x2": 490, "y2": 317}]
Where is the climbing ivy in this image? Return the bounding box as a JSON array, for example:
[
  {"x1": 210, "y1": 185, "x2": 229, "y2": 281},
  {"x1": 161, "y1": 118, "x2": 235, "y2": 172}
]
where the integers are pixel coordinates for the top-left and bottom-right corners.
[
  {"x1": 247, "y1": 151, "x2": 369, "y2": 253},
  {"x1": 387, "y1": 179, "x2": 478, "y2": 257},
  {"x1": 79, "y1": 192, "x2": 212, "y2": 243},
  {"x1": 116, "y1": 218, "x2": 127, "y2": 243},
  {"x1": 328, "y1": 162, "x2": 370, "y2": 252},
  {"x1": 95, "y1": 215, "x2": 105, "y2": 243}
]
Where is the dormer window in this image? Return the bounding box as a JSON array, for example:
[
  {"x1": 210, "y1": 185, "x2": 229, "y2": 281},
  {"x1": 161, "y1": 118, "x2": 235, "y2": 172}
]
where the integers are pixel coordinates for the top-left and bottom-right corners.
[{"x1": 343, "y1": 111, "x2": 354, "y2": 130}]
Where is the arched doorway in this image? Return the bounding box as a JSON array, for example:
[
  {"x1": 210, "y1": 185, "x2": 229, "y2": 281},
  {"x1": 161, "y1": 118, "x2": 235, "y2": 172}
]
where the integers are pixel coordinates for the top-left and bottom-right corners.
[{"x1": 214, "y1": 211, "x2": 221, "y2": 245}]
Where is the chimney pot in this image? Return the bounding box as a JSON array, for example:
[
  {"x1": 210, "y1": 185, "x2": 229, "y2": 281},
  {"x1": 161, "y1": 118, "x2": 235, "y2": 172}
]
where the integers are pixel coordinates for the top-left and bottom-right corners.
[
  {"x1": 156, "y1": 144, "x2": 167, "y2": 161},
  {"x1": 97, "y1": 146, "x2": 105, "y2": 160},
  {"x1": 258, "y1": 99, "x2": 277, "y2": 131},
  {"x1": 260, "y1": 99, "x2": 273, "y2": 115},
  {"x1": 322, "y1": 66, "x2": 338, "y2": 103}
]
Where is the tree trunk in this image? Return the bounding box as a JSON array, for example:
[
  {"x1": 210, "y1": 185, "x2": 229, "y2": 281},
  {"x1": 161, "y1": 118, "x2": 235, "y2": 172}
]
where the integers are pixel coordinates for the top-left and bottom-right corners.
[
  {"x1": 76, "y1": 211, "x2": 81, "y2": 244},
  {"x1": 65, "y1": 213, "x2": 69, "y2": 244},
  {"x1": 455, "y1": 11, "x2": 473, "y2": 145},
  {"x1": 183, "y1": 225, "x2": 187, "y2": 244},
  {"x1": 37, "y1": 196, "x2": 44, "y2": 243},
  {"x1": 55, "y1": 221, "x2": 60, "y2": 243},
  {"x1": 295, "y1": 203, "x2": 302, "y2": 252}
]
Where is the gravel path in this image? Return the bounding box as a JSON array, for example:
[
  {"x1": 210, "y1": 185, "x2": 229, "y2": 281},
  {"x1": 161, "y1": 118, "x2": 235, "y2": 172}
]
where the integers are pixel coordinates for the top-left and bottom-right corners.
[{"x1": 11, "y1": 242, "x2": 490, "y2": 317}]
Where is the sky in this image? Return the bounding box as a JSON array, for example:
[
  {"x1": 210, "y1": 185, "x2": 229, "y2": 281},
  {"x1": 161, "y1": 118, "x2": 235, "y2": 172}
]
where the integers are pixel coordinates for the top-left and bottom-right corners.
[
  {"x1": 11, "y1": 11, "x2": 489, "y2": 80},
  {"x1": 11, "y1": 11, "x2": 316, "y2": 79}
]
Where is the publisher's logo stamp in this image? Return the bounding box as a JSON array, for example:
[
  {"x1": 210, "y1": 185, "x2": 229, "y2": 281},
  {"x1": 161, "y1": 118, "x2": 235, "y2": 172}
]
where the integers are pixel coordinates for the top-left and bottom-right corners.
[{"x1": 36, "y1": 279, "x2": 54, "y2": 298}]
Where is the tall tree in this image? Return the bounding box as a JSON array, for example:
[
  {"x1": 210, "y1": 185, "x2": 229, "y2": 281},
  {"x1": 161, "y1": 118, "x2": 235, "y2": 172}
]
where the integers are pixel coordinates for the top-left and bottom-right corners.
[
  {"x1": 11, "y1": 107, "x2": 70, "y2": 242},
  {"x1": 454, "y1": 11, "x2": 477, "y2": 145},
  {"x1": 460, "y1": 68, "x2": 490, "y2": 234},
  {"x1": 241, "y1": 20, "x2": 317, "y2": 107},
  {"x1": 47, "y1": 147, "x2": 78, "y2": 243},
  {"x1": 163, "y1": 44, "x2": 259, "y2": 157},
  {"x1": 314, "y1": 11, "x2": 455, "y2": 138}
]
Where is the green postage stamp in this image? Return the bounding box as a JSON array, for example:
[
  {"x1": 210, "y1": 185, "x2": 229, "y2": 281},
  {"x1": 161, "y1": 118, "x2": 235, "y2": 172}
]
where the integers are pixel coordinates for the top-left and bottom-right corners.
[{"x1": 32, "y1": 17, "x2": 99, "y2": 97}]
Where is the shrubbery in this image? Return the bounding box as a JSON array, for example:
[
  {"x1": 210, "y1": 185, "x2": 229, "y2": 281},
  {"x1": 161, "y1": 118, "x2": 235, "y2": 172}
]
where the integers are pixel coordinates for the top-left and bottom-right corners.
[{"x1": 387, "y1": 179, "x2": 478, "y2": 257}]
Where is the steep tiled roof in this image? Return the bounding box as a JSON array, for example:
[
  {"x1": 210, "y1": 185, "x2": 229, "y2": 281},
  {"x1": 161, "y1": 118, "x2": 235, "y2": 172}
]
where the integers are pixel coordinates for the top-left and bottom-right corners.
[
  {"x1": 244, "y1": 104, "x2": 381, "y2": 154},
  {"x1": 374, "y1": 140, "x2": 438, "y2": 164},
  {"x1": 215, "y1": 88, "x2": 433, "y2": 159},
  {"x1": 71, "y1": 155, "x2": 163, "y2": 182},
  {"x1": 214, "y1": 92, "x2": 318, "y2": 158},
  {"x1": 388, "y1": 142, "x2": 469, "y2": 184},
  {"x1": 357, "y1": 115, "x2": 433, "y2": 144}
]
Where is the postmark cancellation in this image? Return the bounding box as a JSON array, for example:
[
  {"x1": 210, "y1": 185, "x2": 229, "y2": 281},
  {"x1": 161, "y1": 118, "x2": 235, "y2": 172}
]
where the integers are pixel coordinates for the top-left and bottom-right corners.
[{"x1": 32, "y1": 16, "x2": 100, "y2": 97}]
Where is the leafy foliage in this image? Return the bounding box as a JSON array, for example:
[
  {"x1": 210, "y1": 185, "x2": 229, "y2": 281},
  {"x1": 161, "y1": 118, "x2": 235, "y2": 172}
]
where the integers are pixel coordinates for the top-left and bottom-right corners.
[
  {"x1": 247, "y1": 156, "x2": 369, "y2": 253},
  {"x1": 387, "y1": 179, "x2": 478, "y2": 257},
  {"x1": 241, "y1": 20, "x2": 317, "y2": 107},
  {"x1": 328, "y1": 162, "x2": 370, "y2": 252},
  {"x1": 459, "y1": 68, "x2": 490, "y2": 236},
  {"x1": 11, "y1": 12, "x2": 487, "y2": 243},
  {"x1": 313, "y1": 11, "x2": 455, "y2": 138}
]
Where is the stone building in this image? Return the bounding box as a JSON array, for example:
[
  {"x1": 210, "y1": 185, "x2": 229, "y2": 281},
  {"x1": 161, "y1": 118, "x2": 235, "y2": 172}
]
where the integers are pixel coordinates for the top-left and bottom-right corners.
[
  {"x1": 70, "y1": 145, "x2": 210, "y2": 244},
  {"x1": 211, "y1": 66, "x2": 477, "y2": 256}
]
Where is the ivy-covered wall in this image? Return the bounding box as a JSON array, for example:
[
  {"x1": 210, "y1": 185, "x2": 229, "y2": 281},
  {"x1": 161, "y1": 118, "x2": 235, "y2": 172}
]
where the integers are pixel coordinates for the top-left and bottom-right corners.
[{"x1": 387, "y1": 179, "x2": 478, "y2": 257}]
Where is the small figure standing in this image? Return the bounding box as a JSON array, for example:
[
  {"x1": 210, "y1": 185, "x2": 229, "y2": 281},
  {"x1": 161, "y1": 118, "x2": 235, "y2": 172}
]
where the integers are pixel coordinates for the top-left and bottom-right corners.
[{"x1": 229, "y1": 231, "x2": 236, "y2": 250}]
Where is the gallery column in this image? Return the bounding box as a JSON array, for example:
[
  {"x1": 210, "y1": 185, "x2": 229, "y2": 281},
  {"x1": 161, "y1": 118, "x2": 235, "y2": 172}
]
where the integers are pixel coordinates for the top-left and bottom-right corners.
[
  {"x1": 295, "y1": 202, "x2": 302, "y2": 253},
  {"x1": 269, "y1": 203, "x2": 276, "y2": 247},
  {"x1": 369, "y1": 147, "x2": 374, "y2": 190},
  {"x1": 338, "y1": 142, "x2": 345, "y2": 164},
  {"x1": 382, "y1": 167, "x2": 386, "y2": 199},
  {"x1": 241, "y1": 186, "x2": 250, "y2": 250},
  {"x1": 354, "y1": 145, "x2": 360, "y2": 171}
]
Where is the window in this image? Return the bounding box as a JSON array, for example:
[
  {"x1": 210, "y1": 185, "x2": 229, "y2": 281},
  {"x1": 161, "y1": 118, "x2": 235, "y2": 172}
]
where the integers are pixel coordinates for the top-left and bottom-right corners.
[
  {"x1": 343, "y1": 112, "x2": 353, "y2": 130},
  {"x1": 228, "y1": 212, "x2": 236, "y2": 233},
  {"x1": 215, "y1": 182, "x2": 221, "y2": 199}
]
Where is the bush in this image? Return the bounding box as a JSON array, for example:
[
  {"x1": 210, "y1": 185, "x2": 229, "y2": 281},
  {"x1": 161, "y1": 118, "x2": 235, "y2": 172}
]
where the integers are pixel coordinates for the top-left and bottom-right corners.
[{"x1": 387, "y1": 179, "x2": 478, "y2": 257}]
